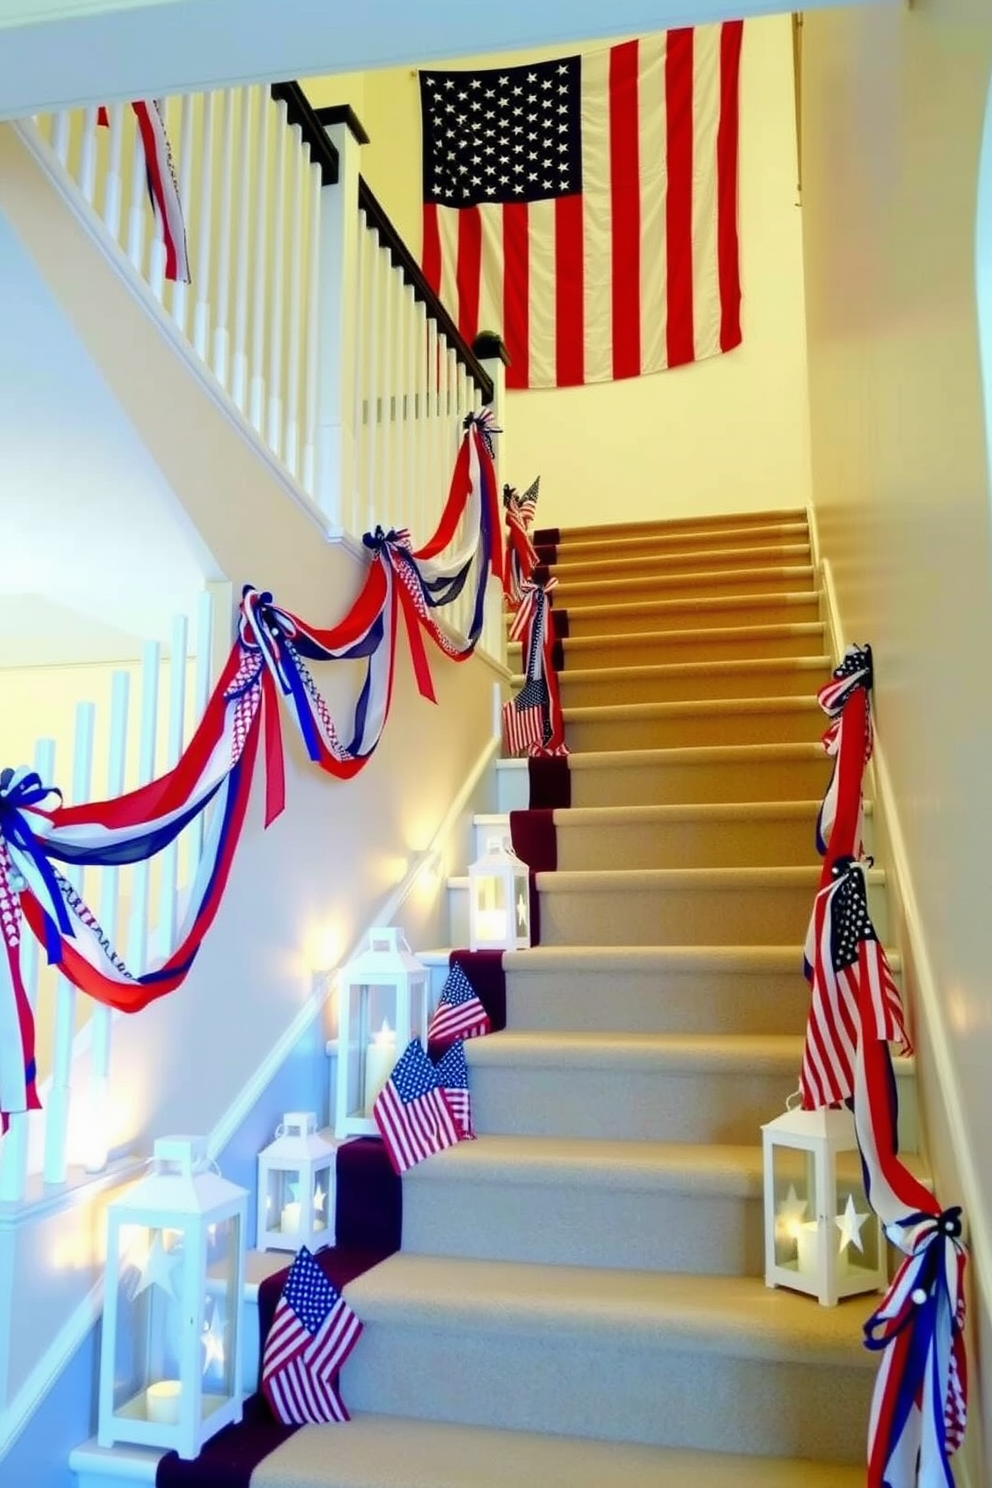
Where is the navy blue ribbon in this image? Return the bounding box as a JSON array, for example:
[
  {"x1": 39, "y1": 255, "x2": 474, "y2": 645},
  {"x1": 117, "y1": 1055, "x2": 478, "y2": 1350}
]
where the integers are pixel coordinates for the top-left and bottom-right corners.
[{"x1": 0, "y1": 767, "x2": 72, "y2": 963}]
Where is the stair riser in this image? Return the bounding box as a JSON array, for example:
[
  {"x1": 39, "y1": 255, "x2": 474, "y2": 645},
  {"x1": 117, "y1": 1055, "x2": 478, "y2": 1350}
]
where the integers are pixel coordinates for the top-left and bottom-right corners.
[
  {"x1": 564, "y1": 706, "x2": 822, "y2": 753},
  {"x1": 468, "y1": 1061, "x2": 798, "y2": 1144},
  {"x1": 505, "y1": 967, "x2": 809, "y2": 1036},
  {"x1": 559, "y1": 663, "x2": 829, "y2": 706},
  {"x1": 402, "y1": 1176, "x2": 764, "y2": 1275},
  {"x1": 545, "y1": 543, "x2": 811, "y2": 580},
  {"x1": 549, "y1": 509, "x2": 807, "y2": 541},
  {"x1": 555, "y1": 816, "x2": 819, "y2": 870},
  {"x1": 565, "y1": 596, "x2": 822, "y2": 639},
  {"x1": 569, "y1": 755, "x2": 829, "y2": 807},
  {"x1": 557, "y1": 625, "x2": 828, "y2": 667},
  {"x1": 547, "y1": 523, "x2": 810, "y2": 561},
  {"x1": 551, "y1": 570, "x2": 817, "y2": 606},
  {"x1": 341, "y1": 1323, "x2": 869, "y2": 1461},
  {"x1": 536, "y1": 882, "x2": 818, "y2": 947}
]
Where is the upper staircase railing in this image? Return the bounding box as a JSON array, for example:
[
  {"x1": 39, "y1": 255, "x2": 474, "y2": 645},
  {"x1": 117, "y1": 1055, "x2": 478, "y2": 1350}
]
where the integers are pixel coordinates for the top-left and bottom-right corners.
[{"x1": 23, "y1": 85, "x2": 500, "y2": 651}]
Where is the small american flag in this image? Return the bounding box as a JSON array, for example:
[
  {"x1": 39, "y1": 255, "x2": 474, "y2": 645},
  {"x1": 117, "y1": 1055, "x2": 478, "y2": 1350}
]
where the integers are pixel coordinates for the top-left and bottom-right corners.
[
  {"x1": 502, "y1": 677, "x2": 548, "y2": 756},
  {"x1": 433, "y1": 1039, "x2": 475, "y2": 1139},
  {"x1": 515, "y1": 477, "x2": 540, "y2": 528},
  {"x1": 261, "y1": 1246, "x2": 362, "y2": 1425},
  {"x1": 372, "y1": 1038, "x2": 461, "y2": 1175},
  {"x1": 818, "y1": 644, "x2": 874, "y2": 717},
  {"x1": 801, "y1": 857, "x2": 911, "y2": 1110},
  {"x1": 428, "y1": 962, "x2": 492, "y2": 1049}
]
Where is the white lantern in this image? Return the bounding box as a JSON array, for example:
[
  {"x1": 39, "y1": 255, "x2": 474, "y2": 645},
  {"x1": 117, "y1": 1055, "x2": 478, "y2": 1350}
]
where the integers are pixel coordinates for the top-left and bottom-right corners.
[
  {"x1": 257, "y1": 1112, "x2": 337, "y2": 1253},
  {"x1": 335, "y1": 927, "x2": 429, "y2": 1138},
  {"x1": 468, "y1": 835, "x2": 531, "y2": 951},
  {"x1": 762, "y1": 1103, "x2": 887, "y2": 1306},
  {"x1": 98, "y1": 1136, "x2": 248, "y2": 1459}
]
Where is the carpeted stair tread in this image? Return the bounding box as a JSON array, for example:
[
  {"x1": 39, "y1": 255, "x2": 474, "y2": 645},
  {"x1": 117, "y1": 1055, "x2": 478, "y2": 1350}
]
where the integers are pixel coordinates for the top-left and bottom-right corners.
[
  {"x1": 500, "y1": 941, "x2": 901, "y2": 972},
  {"x1": 249, "y1": 1414, "x2": 865, "y2": 1488},
  {"x1": 551, "y1": 618, "x2": 828, "y2": 660},
  {"x1": 542, "y1": 539, "x2": 812, "y2": 578},
  {"x1": 562, "y1": 694, "x2": 822, "y2": 722},
  {"x1": 547, "y1": 564, "x2": 817, "y2": 602},
  {"x1": 567, "y1": 740, "x2": 826, "y2": 768},
  {"x1": 534, "y1": 863, "x2": 884, "y2": 890},
  {"x1": 549, "y1": 506, "x2": 808, "y2": 540},
  {"x1": 465, "y1": 1028, "x2": 804, "y2": 1073},
  {"x1": 404, "y1": 1133, "x2": 767, "y2": 1194},
  {"x1": 544, "y1": 520, "x2": 810, "y2": 559},
  {"x1": 343, "y1": 1253, "x2": 873, "y2": 1366},
  {"x1": 558, "y1": 653, "x2": 832, "y2": 686},
  {"x1": 549, "y1": 798, "x2": 837, "y2": 826},
  {"x1": 548, "y1": 589, "x2": 820, "y2": 625}
]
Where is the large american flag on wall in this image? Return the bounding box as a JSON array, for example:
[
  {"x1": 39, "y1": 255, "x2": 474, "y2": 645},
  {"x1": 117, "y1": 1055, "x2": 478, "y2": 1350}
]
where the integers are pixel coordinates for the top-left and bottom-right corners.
[{"x1": 419, "y1": 23, "x2": 743, "y2": 390}]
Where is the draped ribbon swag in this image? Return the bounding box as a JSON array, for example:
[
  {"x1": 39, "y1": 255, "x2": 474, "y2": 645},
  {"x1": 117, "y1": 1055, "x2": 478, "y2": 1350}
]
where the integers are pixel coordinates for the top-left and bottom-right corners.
[
  {"x1": 502, "y1": 478, "x2": 540, "y2": 606},
  {"x1": 0, "y1": 414, "x2": 501, "y2": 1126},
  {"x1": 502, "y1": 577, "x2": 568, "y2": 757},
  {"x1": 801, "y1": 647, "x2": 968, "y2": 1487}
]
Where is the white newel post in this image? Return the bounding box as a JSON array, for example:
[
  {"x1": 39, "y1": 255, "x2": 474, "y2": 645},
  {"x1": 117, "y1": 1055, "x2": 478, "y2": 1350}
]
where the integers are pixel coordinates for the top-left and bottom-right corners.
[
  {"x1": 472, "y1": 332, "x2": 511, "y2": 669},
  {"x1": 315, "y1": 110, "x2": 368, "y2": 531}
]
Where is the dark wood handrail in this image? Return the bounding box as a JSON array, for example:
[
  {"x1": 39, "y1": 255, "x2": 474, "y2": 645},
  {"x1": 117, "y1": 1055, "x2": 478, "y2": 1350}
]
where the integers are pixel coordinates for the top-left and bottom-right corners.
[
  {"x1": 357, "y1": 177, "x2": 494, "y2": 404},
  {"x1": 269, "y1": 82, "x2": 340, "y2": 185}
]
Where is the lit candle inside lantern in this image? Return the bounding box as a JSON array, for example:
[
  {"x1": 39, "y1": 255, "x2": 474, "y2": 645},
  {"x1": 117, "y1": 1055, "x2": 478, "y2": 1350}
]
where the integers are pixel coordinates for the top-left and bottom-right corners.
[
  {"x1": 797, "y1": 1221, "x2": 851, "y2": 1280},
  {"x1": 146, "y1": 1379, "x2": 182, "y2": 1425},
  {"x1": 475, "y1": 908, "x2": 507, "y2": 943},
  {"x1": 280, "y1": 1201, "x2": 301, "y2": 1235},
  {"x1": 363, "y1": 1018, "x2": 397, "y2": 1116}
]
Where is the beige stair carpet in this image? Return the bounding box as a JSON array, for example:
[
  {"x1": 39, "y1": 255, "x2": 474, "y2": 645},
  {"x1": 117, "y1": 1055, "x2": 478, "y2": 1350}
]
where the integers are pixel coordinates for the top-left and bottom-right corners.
[{"x1": 268, "y1": 508, "x2": 893, "y2": 1485}]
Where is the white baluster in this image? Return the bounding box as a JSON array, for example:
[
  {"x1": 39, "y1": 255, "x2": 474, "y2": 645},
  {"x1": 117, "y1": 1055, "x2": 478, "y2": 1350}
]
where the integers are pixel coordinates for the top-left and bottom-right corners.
[
  {"x1": 283, "y1": 125, "x2": 305, "y2": 478},
  {"x1": 231, "y1": 89, "x2": 255, "y2": 411},
  {"x1": 313, "y1": 119, "x2": 361, "y2": 527},
  {"x1": 0, "y1": 738, "x2": 56, "y2": 1202},
  {"x1": 126, "y1": 102, "x2": 149, "y2": 276},
  {"x1": 364, "y1": 228, "x2": 384, "y2": 537},
  {"x1": 125, "y1": 641, "x2": 160, "y2": 978},
  {"x1": 249, "y1": 92, "x2": 272, "y2": 432},
  {"x1": 192, "y1": 91, "x2": 217, "y2": 359},
  {"x1": 188, "y1": 590, "x2": 215, "y2": 866},
  {"x1": 302, "y1": 157, "x2": 323, "y2": 496},
  {"x1": 212, "y1": 89, "x2": 237, "y2": 388},
  {"x1": 102, "y1": 104, "x2": 126, "y2": 242},
  {"x1": 157, "y1": 616, "x2": 188, "y2": 959},
  {"x1": 399, "y1": 281, "x2": 415, "y2": 538},
  {"x1": 349, "y1": 207, "x2": 367, "y2": 537},
  {"x1": 382, "y1": 262, "x2": 397, "y2": 532},
  {"x1": 266, "y1": 98, "x2": 289, "y2": 457},
  {"x1": 43, "y1": 704, "x2": 95, "y2": 1185},
  {"x1": 86, "y1": 671, "x2": 130, "y2": 1175},
  {"x1": 53, "y1": 110, "x2": 72, "y2": 167},
  {"x1": 78, "y1": 106, "x2": 99, "y2": 203},
  {"x1": 170, "y1": 94, "x2": 196, "y2": 336},
  {"x1": 415, "y1": 299, "x2": 430, "y2": 547}
]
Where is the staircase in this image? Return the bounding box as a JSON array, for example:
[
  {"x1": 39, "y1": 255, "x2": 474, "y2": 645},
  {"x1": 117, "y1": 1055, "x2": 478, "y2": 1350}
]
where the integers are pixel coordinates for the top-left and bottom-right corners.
[
  {"x1": 320, "y1": 507, "x2": 887, "y2": 1484},
  {"x1": 70, "y1": 506, "x2": 906, "y2": 1486}
]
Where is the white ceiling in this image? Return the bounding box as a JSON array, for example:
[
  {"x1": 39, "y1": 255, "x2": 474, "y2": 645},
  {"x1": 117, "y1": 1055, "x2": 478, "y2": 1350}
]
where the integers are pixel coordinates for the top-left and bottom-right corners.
[
  {"x1": 0, "y1": 0, "x2": 882, "y2": 119},
  {"x1": 0, "y1": 205, "x2": 215, "y2": 665}
]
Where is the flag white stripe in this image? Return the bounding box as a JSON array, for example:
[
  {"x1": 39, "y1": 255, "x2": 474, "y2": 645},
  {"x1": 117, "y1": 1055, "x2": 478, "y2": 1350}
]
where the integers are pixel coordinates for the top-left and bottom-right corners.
[
  {"x1": 689, "y1": 24, "x2": 723, "y2": 361},
  {"x1": 527, "y1": 197, "x2": 557, "y2": 387},
  {"x1": 477, "y1": 204, "x2": 505, "y2": 347},
  {"x1": 580, "y1": 43, "x2": 613, "y2": 384},
  {"x1": 637, "y1": 34, "x2": 669, "y2": 375},
  {"x1": 435, "y1": 209, "x2": 460, "y2": 326}
]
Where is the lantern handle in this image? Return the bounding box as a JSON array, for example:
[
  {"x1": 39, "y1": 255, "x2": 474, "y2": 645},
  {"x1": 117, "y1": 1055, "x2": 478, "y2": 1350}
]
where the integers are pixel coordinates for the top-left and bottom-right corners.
[{"x1": 785, "y1": 1086, "x2": 804, "y2": 1112}]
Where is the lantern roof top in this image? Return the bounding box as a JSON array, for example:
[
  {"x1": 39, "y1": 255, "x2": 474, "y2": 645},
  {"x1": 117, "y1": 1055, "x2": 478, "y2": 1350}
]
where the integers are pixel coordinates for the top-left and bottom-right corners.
[
  {"x1": 343, "y1": 926, "x2": 425, "y2": 979},
  {"x1": 261, "y1": 1113, "x2": 338, "y2": 1162},
  {"x1": 762, "y1": 1104, "x2": 857, "y2": 1147},
  {"x1": 471, "y1": 836, "x2": 527, "y2": 869},
  {"x1": 111, "y1": 1135, "x2": 249, "y2": 1216}
]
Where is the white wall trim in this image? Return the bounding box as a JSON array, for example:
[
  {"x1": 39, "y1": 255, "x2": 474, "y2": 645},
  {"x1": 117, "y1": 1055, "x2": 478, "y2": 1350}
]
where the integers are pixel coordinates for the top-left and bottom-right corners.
[
  {"x1": 818, "y1": 554, "x2": 845, "y2": 663},
  {"x1": 0, "y1": 1273, "x2": 103, "y2": 1461},
  {"x1": 11, "y1": 119, "x2": 332, "y2": 547},
  {"x1": 205, "y1": 731, "x2": 501, "y2": 1159}
]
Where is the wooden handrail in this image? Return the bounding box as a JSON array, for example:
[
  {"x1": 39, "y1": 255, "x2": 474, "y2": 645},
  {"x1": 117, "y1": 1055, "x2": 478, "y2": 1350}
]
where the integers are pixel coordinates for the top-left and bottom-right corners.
[
  {"x1": 357, "y1": 177, "x2": 494, "y2": 404},
  {"x1": 269, "y1": 81, "x2": 340, "y2": 185}
]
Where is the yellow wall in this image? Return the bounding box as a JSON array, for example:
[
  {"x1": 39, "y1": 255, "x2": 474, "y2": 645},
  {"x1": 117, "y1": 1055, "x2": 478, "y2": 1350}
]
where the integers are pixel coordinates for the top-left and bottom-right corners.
[
  {"x1": 801, "y1": 1, "x2": 992, "y2": 1473},
  {"x1": 307, "y1": 16, "x2": 812, "y2": 527}
]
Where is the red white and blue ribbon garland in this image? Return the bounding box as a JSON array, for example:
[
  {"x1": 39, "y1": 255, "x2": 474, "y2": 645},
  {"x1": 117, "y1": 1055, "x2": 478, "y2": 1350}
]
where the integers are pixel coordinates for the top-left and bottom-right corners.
[
  {"x1": 800, "y1": 646, "x2": 969, "y2": 1488},
  {"x1": 503, "y1": 576, "x2": 568, "y2": 756},
  {"x1": 97, "y1": 102, "x2": 190, "y2": 284},
  {"x1": 0, "y1": 414, "x2": 501, "y2": 1127}
]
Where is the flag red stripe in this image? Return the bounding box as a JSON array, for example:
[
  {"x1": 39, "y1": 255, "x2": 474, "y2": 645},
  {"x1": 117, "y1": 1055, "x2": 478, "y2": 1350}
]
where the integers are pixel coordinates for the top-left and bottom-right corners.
[
  {"x1": 554, "y1": 193, "x2": 585, "y2": 386},
  {"x1": 503, "y1": 202, "x2": 530, "y2": 390},
  {"x1": 609, "y1": 39, "x2": 642, "y2": 380},
  {"x1": 422, "y1": 203, "x2": 442, "y2": 296},
  {"x1": 716, "y1": 20, "x2": 743, "y2": 352},
  {"x1": 456, "y1": 206, "x2": 483, "y2": 347},
  {"x1": 665, "y1": 28, "x2": 695, "y2": 367}
]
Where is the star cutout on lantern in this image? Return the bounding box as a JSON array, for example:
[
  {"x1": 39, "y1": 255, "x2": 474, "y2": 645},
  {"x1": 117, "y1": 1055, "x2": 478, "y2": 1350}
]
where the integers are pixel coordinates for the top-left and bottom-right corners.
[
  {"x1": 313, "y1": 1185, "x2": 326, "y2": 1215},
  {"x1": 130, "y1": 1230, "x2": 182, "y2": 1301},
  {"x1": 774, "y1": 1185, "x2": 808, "y2": 1242},
  {"x1": 516, "y1": 892, "x2": 528, "y2": 933},
  {"x1": 835, "y1": 1193, "x2": 870, "y2": 1253},
  {"x1": 201, "y1": 1308, "x2": 226, "y2": 1376}
]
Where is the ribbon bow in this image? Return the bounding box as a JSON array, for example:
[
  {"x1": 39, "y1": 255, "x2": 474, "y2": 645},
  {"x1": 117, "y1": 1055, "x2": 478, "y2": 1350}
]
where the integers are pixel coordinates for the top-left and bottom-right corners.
[
  {"x1": 0, "y1": 766, "x2": 72, "y2": 962},
  {"x1": 818, "y1": 643, "x2": 874, "y2": 717},
  {"x1": 463, "y1": 408, "x2": 501, "y2": 459},
  {"x1": 362, "y1": 525, "x2": 413, "y2": 555}
]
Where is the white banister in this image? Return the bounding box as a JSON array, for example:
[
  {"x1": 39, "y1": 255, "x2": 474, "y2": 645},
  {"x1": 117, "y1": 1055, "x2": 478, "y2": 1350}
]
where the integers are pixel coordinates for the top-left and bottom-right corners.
[
  {"x1": 283, "y1": 123, "x2": 305, "y2": 478},
  {"x1": 301, "y1": 153, "x2": 323, "y2": 497},
  {"x1": 102, "y1": 103, "x2": 125, "y2": 240},
  {"x1": 211, "y1": 88, "x2": 237, "y2": 387},
  {"x1": 248, "y1": 92, "x2": 271, "y2": 433},
  {"x1": 157, "y1": 615, "x2": 188, "y2": 958},
  {"x1": 266, "y1": 97, "x2": 289, "y2": 457},
  {"x1": 192, "y1": 90, "x2": 217, "y2": 358},
  {"x1": 125, "y1": 641, "x2": 160, "y2": 979},
  {"x1": 314, "y1": 116, "x2": 361, "y2": 528},
  {"x1": 231, "y1": 88, "x2": 254, "y2": 411},
  {"x1": 170, "y1": 93, "x2": 196, "y2": 336},
  {"x1": 43, "y1": 703, "x2": 95, "y2": 1185}
]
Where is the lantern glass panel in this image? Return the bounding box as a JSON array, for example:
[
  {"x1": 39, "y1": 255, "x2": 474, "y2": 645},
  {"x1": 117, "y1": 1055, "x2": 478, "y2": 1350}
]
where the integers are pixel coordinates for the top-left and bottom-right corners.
[
  {"x1": 770, "y1": 1146, "x2": 817, "y2": 1279},
  {"x1": 835, "y1": 1153, "x2": 881, "y2": 1280},
  {"x1": 111, "y1": 1224, "x2": 187, "y2": 1423},
  {"x1": 203, "y1": 1214, "x2": 240, "y2": 1414},
  {"x1": 473, "y1": 874, "x2": 508, "y2": 944},
  {"x1": 347, "y1": 982, "x2": 398, "y2": 1119},
  {"x1": 265, "y1": 1168, "x2": 304, "y2": 1241}
]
